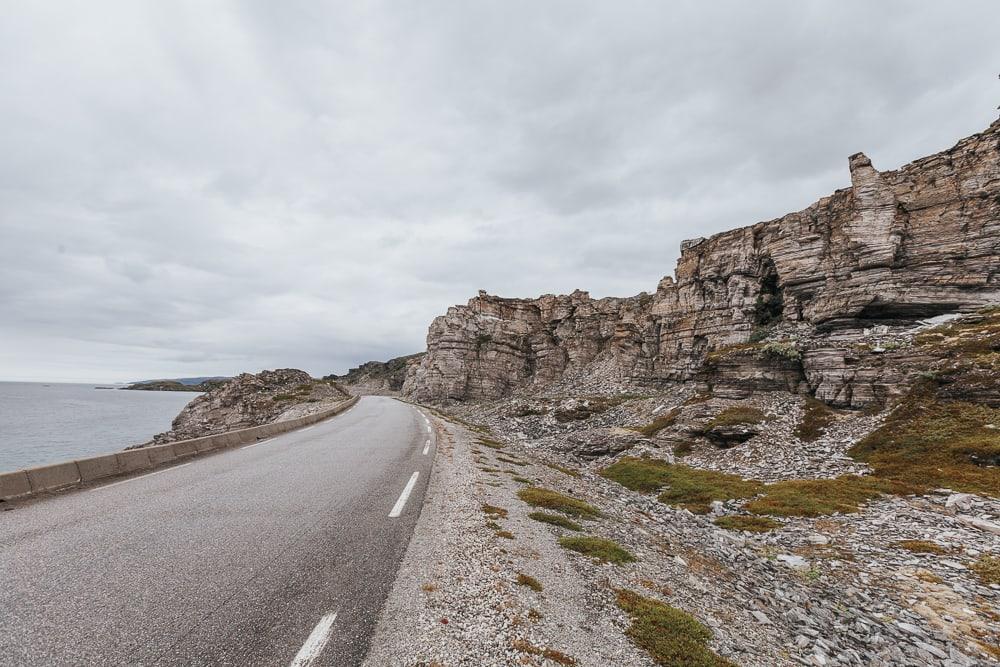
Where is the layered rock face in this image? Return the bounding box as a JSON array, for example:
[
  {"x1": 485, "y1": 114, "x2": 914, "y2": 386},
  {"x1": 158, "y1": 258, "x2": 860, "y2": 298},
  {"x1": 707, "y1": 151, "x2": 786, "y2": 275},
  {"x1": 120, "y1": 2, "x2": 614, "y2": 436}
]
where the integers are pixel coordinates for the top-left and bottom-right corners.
[
  {"x1": 150, "y1": 369, "x2": 346, "y2": 443},
  {"x1": 404, "y1": 119, "x2": 1000, "y2": 404}
]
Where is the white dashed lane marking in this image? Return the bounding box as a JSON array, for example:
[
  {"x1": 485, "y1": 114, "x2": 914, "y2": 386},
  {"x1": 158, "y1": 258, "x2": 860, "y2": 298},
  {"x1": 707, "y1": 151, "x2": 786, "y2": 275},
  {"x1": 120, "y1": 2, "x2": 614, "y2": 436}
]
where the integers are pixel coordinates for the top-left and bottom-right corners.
[
  {"x1": 388, "y1": 472, "x2": 419, "y2": 518},
  {"x1": 289, "y1": 611, "x2": 338, "y2": 667}
]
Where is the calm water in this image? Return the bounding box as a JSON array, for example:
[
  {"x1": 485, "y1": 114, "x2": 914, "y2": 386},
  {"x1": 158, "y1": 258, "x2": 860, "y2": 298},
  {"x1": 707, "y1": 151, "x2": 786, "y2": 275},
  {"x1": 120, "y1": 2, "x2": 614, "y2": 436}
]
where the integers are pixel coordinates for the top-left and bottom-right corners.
[{"x1": 0, "y1": 382, "x2": 197, "y2": 473}]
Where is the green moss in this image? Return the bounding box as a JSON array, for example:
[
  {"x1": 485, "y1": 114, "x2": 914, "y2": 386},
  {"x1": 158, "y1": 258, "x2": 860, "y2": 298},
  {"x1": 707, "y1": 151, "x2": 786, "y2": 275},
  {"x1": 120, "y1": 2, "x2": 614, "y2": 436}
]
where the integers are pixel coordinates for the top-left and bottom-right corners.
[
  {"x1": 528, "y1": 511, "x2": 583, "y2": 531},
  {"x1": 517, "y1": 487, "x2": 603, "y2": 519},
  {"x1": 600, "y1": 458, "x2": 762, "y2": 514},
  {"x1": 849, "y1": 398, "x2": 1000, "y2": 496},
  {"x1": 795, "y1": 397, "x2": 836, "y2": 443},
  {"x1": 616, "y1": 589, "x2": 735, "y2": 667},
  {"x1": 746, "y1": 475, "x2": 902, "y2": 517},
  {"x1": 972, "y1": 555, "x2": 1000, "y2": 585},
  {"x1": 634, "y1": 409, "x2": 680, "y2": 438},
  {"x1": 558, "y1": 536, "x2": 635, "y2": 564},
  {"x1": 516, "y1": 573, "x2": 543, "y2": 592},
  {"x1": 713, "y1": 515, "x2": 779, "y2": 533},
  {"x1": 705, "y1": 406, "x2": 768, "y2": 430}
]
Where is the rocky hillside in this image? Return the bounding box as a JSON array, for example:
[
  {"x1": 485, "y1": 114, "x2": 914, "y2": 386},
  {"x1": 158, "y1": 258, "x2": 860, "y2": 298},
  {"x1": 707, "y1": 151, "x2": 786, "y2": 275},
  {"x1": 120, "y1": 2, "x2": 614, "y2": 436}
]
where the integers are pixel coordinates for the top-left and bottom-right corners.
[
  {"x1": 326, "y1": 353, "x2": 423, "y2": 395},
  {"x1": 403, "y1": 118, "x2": 999, "y2": 405},
  {"x1": 373, "y1": 119, "x2": 1000, "y2": 666},
  {"x1": 147, "y1": 369, "x2": 350, "y2": 444}
]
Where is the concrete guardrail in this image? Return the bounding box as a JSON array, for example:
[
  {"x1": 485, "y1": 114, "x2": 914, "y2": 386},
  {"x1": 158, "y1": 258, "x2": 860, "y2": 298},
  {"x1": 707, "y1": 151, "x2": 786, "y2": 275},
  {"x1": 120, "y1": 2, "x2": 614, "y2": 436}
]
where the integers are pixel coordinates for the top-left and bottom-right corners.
[{"x1": 0, "y1": 396, "x2": 359, "y2": 502}]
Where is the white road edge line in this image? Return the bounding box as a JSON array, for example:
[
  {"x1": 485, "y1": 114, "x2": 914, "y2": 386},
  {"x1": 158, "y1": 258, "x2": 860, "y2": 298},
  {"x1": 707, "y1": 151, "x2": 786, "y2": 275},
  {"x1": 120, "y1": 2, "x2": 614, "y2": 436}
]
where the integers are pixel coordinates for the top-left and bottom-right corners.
[
  {"x1": 422, "y1": 439, "x2": 430, "y2": 455},
  {"x1": 91, "y1": 461, "x2": 194, "y2": 491},
  {"x1": 289, "y1": 611, "x2": 338, "y2": 667},
  {"x1": 388, "y1": 471, "x2": 420, "y2": 518},
  {"x1": 241, "y1": 437, "x2": 274, "y2": 450}
]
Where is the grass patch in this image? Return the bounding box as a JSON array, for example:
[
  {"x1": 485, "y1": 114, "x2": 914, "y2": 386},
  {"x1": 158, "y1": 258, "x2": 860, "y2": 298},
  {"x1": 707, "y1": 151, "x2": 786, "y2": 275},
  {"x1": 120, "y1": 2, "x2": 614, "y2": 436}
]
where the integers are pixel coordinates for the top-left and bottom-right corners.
[
  {"x1": 528, "y1": 511, "x2": 583, "y2": 531},
  {"x1": 895, "y1": 539, "x2": 948, "y2": 554},
  {"x1": 616, "y1": 589, "x2": 735, "y2": 667},
  {"x1": 713, "y1": 515, "x2": 779, "y2": 533},
  {"x1": 601, "y1": 457, "x2": 762, "y2": 514},
  {"x1": 272, "y1": 393, "x2": 296, "y2": 401},
  {"x1": 496, "y1": 529, "x2": 514, "y2": 539},
  {"x1": 510, "y1": 639, "x2": 576, "y2": 665},
  {"x1": 849, "y1": 398, "x2": 1000, "y2": 496},
  {"x1": 559, "y1": 536, "x2": 635, "y2": 564},
  {"x1": 477, "y1": 437, "x2": 506, "y2": 450},
  {"x1": 705, "y1": 406, "x2": 768, "y2": 430},
  {"x1": 482, "y1": 503, "x2": 508, "y2": 519},
  {"x1": 657, "y1": 468, "x2": 762, "y2": 514},
  {"x1": 634, "y1": 409, "x2": 680, "y2": 438},
  {"x1": 601, "y1": 457, "x2": 674, "y2": 492},
  {"x1": 543, "y1": 461, "x2": 581, "y2": 477},
  {"x1": 512, "y1": 475, "x2": 532, "y2": 484},
  {"x1": 516, "y1": 573, "x2": 543, "y2": 592},
  {"x1": 746, "y1": 475, "x2": 902, "y2": 517},
  {"x1": 795, "y1": 397, "x2": 836, "y2": 442},
  {"x1": 518, "y1": 487, "x2": 602, "y2": 518},
  {"x1": 971, "y1": 555, "x2": 1000, "y2": 585}
]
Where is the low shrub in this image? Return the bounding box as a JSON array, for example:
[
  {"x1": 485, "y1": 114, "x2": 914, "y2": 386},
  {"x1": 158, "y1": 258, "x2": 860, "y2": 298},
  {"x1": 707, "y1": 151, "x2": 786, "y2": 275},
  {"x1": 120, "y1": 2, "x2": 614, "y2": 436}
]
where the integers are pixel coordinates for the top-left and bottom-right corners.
[
  {"x1": 746, "y1": 475, "x2": 901, "y2": 517},
  {"x1": 600, "y1": 458, "x2": 762, "y2": 514},
  {"x1": 795, "y1": 397, "x2": 836, "y2": 443},
  {"x1": 543, "y1": 461, "x2": 581, "y2": 477},
  {"x1": 482, "y1": 503, "x2": 508, "y2": 519},
  {"x1": 528, "y1": 511, "x2": 583, "y2": 531},
  {"x1": 972, "y1": 555, "x2": 1000, "y2": 585},
  {"x1": 558, "y1": 536, "x2": 635, "y2": 564},
  {"x1": 705, "y1": 406, "x2": 769, "y2": 430},
  {"x1": 849, "y1": 398, "x2": 1000, "y2": 497},
  {"x1": 517, "y1": 487, "x2": 603, "y2": 519},
  {"x1": 616, "y1": 589, "x2": 735, "y2": 666},
  {"x1": 516, "y1": 573, "x2": 543, "y2": 592},
  {"x1": 895, "y1": 539, "x2": 948, "y2": 554},
  {"x1": 713, "y1": 515, "x2": 779, "y2": 533},
  {"x1": 634, "y1": 409, "x2": 680, "y2": 438}
]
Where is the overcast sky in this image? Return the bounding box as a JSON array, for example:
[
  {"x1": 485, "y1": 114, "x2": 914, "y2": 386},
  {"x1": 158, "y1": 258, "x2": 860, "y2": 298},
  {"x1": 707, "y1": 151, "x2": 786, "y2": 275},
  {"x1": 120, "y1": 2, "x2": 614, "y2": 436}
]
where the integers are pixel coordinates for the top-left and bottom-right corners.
[{"x1": 1, "y1": 1, "x2": 997, "y2": 383}]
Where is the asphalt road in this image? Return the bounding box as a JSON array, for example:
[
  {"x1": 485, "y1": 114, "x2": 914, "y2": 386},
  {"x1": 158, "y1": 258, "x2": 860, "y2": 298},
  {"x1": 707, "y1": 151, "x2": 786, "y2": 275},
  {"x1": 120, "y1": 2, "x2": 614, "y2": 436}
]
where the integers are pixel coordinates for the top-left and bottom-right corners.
[{"x1": 0, "y1": 396, "x2": 435, "y2": 666}]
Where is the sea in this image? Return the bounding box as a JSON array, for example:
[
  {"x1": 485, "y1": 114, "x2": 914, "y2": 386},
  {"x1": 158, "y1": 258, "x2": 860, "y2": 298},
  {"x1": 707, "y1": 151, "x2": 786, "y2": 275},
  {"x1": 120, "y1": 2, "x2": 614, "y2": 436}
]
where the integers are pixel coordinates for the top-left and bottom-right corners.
[{"x1": 0, "y1": 382, "x2": 198, "y2": 473}]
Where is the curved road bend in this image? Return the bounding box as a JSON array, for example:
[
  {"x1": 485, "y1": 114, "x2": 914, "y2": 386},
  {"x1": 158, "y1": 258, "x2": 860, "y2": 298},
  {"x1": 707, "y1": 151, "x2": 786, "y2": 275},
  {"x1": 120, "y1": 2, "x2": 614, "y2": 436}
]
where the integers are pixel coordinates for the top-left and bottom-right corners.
[{"x1": 0, "y1": 396, "x2": 435, "y2": 666}]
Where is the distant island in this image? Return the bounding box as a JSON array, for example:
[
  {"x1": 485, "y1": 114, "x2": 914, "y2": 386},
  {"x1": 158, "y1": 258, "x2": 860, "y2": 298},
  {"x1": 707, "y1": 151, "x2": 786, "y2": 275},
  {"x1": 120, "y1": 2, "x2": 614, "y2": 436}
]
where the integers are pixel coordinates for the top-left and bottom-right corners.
[{"x1": 122, "y1": 377, "x2": 231, "y2": 392}]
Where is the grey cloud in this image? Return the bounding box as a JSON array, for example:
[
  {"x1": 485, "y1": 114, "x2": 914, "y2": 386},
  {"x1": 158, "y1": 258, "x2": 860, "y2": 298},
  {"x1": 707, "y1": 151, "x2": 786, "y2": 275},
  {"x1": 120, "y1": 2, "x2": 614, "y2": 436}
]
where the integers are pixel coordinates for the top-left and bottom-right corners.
[{"x1": 1, "y1": 0, "x2": 997, "y2": 382}]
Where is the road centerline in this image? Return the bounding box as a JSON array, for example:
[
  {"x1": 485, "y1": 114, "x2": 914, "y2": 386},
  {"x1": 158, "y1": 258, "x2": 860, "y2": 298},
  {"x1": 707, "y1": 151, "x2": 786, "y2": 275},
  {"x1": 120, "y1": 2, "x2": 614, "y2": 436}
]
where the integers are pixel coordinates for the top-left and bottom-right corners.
[{"x1": 388, "y1": 471, "x2": 419, "y2": 518}]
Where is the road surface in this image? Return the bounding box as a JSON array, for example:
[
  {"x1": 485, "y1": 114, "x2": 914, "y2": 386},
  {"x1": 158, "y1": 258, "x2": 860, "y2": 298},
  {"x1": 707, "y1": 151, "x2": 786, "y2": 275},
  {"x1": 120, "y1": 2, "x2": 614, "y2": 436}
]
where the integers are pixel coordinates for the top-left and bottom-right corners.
[{"x1": 0, "y1": 396, "x2": 434, "y2": 666}]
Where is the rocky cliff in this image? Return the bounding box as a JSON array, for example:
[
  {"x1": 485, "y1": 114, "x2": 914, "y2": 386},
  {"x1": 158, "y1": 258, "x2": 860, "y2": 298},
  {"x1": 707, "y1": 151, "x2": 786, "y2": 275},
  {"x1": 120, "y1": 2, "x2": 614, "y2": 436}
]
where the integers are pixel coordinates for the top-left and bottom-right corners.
[
  {"x1": 327, "y1": 353, "x2": 424, "y2": 395},
  {"x1": 147, "y1": 368, "x2": 349, "y2": 444},
  {"x1": 404, "y1": 118, "x2": 1000, "y2": 404}
]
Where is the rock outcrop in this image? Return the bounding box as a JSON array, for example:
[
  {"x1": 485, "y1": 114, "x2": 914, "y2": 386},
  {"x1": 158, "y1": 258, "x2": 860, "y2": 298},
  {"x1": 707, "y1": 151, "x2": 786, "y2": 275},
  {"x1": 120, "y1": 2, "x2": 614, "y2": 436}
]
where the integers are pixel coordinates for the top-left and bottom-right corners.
[
  {"x1": 404, "y1": 118, "x2": 1000, "y2": 404},
  {"x1": 149, "y1": 369, "x2": 348, "y2": 444},
  {"x1": 328, "y1": 353, "x2": 424, "y2": 395}
]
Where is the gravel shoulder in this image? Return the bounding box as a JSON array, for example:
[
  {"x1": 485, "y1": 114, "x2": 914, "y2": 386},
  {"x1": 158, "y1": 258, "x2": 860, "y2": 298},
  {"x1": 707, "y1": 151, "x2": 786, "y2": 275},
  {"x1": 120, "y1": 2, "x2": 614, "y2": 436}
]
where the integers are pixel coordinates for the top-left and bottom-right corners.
[{"x1": 363, "y1": 411, "x2": 654, "y2": 667}]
